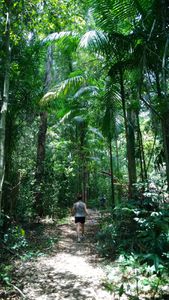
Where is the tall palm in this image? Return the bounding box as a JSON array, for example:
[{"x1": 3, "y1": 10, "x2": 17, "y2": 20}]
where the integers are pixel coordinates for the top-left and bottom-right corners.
[
  {"x1": 80, "y1": 28, "x2": 139, "y2": 197},
  {"x1": 80, "y1": 0, "x2": 169, "y2": 192}
]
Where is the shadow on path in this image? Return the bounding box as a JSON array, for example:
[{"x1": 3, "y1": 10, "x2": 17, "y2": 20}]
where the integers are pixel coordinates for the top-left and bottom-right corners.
[{"x1": 3, "y1": 210, "x2": 113, "y2": 300}]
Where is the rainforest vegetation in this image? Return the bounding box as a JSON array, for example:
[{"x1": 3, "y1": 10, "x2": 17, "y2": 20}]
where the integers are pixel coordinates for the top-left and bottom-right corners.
[{"x1": 0, "y1": 0, "x2": 169, "y2": 299}]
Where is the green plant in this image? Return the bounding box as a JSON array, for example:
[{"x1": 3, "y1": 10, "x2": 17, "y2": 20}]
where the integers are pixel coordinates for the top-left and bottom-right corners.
[
  {"x1": 96, "y1": 223, "x2": 117, "y2": 257},
  {"x1": 0, "y1": 264, "x2": 13, "y2": 284},
  {"x1": 3, "y1": 225, "x2": 28, "y2": 252},
  {"x1": 103, "y1": 254, "x2": 168, "y2": 299},
  {"x1": 97, "y1": 184, "x2": 169, "y2": 273}
]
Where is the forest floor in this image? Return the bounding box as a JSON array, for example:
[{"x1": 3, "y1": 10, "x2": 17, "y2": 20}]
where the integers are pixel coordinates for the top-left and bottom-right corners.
[
  {"x1": 1, "y1": 209, "x2": 169, "y2": 300},
  {"x1": 0, "y1": 209, "x2": 115, "y2": 300}
]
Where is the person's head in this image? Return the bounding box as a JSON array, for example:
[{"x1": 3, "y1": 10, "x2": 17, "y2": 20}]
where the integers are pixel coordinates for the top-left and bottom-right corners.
[{"x1": 77, "y1": 193, "x2": 82, "y2": 201}]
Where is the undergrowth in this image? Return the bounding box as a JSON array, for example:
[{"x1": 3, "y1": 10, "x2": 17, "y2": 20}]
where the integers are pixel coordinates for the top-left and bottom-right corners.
[{"x1": 97, "y1": 183, "x2": 169, "y2": 298}]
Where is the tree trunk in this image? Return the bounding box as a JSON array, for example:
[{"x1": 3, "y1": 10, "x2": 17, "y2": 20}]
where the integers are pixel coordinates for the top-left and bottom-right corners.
[
  {"x1": 115, "y1": 136, "x2": 120, "y2": 177},
  {"x1": 82, "y1": 164, "x2": 88, "y2": 203},
  {"x1": 2, "y1": 114, "x2": 18, "y2": 217},
  {"x1": 155, "y1": 71, "x2": 169, "y2": 189},
  {"x1": 34, "y1": 46, "x2": 53, "y2": 216},
  {"x1": 162, "y1": 113, "x2": 169, "y2": 190},
  {"x1": 127, "y1": 108, "x2": 137, "y2": 185},
  {"x1": 108, "y1": 137, "x2": 115, "y2": 207},
  {"x1": 119, "y1": 68, "x2": 137, "y2": 198},
  {"x1": 0, "y1": 5, "x2": 11, "y2": 219},
  {"x1": 34, "y1": 112, "x2": 48, "y2": 216},
  {"x1": 79, "y1": 122, "x2": 88, "y2": 202},
  {"x1": 136, "y1": 112, "x2": 147, "y2": 181}
]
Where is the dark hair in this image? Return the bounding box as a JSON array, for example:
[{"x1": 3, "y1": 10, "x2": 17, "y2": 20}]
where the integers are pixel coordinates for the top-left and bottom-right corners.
[{"x1": 77, "y1": 194, "x2": 82, "y2": 200}]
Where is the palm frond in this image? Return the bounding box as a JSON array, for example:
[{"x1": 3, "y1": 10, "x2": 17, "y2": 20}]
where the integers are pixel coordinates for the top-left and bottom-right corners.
[
  {"x1": 40, "y1": 91, "x2": 58, "y2": 104},
  {"x1": 101, "y1": 78, "x2": 122, "y2": 138},
  {"x1": 79, "y1": 30, "x2": 109, "y2": 56},
  {"x1": 103, "y1": 79, "x2": 121, "y2": 107},
  {"x1": 90, "y1": 0, "x2": 154, "y2": 34},
  {"x1": 111, "y1": 0, "x2": 137, "y2": 19},
  {"x1": 40, "y1": 75, "x2": 86, "y2": 104},
  {"x1": 59, "y1": 111, "x2": 73, "y2": 123},
  {"x1": 57, "y1": 76, "x2": 86, "y2": 96},
  {"x1": 89, "y1": 126, "x2": 104, "y2": 139},
  {"x1": 80, "y1": 29, "x2": 133, "y2": 60},
  {"x1": 74, "y1": 86, "x2": 99, "y2": 99},
  {"x1": 42, "y1": 31, "x2": 77, "y2": 44},
  {"x1": 90, "y1": 0, "x2": 137, "y2": 32},
  {"x1": 134, "y1": 0, "x2": 152, "y2": 17}
]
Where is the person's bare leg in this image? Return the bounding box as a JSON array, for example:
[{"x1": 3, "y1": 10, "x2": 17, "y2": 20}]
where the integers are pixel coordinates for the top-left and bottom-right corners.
[
  {"x1": 76, "y1": 223, "x2": 81, "y2": 241},
  {"x1": 81, "y1": 223, "x2": 85, "y2": 237}
]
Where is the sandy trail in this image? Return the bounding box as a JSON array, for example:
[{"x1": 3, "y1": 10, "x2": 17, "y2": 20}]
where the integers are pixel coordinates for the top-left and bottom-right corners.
[{"x1": 11, "y1": 210, "x2": 113, "y2": 300}]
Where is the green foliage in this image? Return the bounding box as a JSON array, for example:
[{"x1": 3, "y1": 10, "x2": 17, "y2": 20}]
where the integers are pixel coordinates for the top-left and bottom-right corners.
[
  {"x1": 97, "y1": 184, "x2": 169, "y2": 273},
  {"x1": 0, "y1": 264, "x2": 13, "y2": 284},
  {"x1": 1, "y1": 3, "x2": 169, "y2": 298},
  {"x1": 96, "y1": 205, "x2": 137, "y2": 258},
  {"x1": 103, "y1": 254, "x2": 168, "y2": 299},
  {"x1": 96, "y1": 221, "x2": 117, "y2": 257},
  {"x1": 19, "y1": 222, "x2": 59, "y2": 262},
  {"x1": 20, "y1": 251, "x2": 45, "y2": 261},
  {"x1": 3, "y1": 225, "x2": 28, "y2": 252}
]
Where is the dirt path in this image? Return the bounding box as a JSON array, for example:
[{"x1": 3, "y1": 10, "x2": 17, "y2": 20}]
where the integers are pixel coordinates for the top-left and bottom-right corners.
[{"x1": 9, "y1": 210, "x2": 113, "y2": 300}]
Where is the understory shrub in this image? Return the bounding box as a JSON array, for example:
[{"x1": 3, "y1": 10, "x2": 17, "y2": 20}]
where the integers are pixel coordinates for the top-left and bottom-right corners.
[
  {"x1": 3, "y1": 225, "x2": 28, "y2": 252},
  {"x1": 97, "y1": 184, "x2": 169, "y2": 272}
]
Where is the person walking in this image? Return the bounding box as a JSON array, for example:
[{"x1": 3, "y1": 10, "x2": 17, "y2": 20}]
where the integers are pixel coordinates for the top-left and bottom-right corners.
[
  {"x1": 72, "y1": 194, "x2": 89, "y2": 242},
  {"x1": 99, "y1": 194, "x2": 106, "y2": 209}
]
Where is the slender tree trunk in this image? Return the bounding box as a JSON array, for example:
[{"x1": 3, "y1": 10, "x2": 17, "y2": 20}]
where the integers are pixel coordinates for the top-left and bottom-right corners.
[
  {"x1": 162, "y1": 114, "x2": 169, "y2": 190},
  {"x1": 75, "y1": 125, "x2": 82, "y2": 194},
  {"x1": 114, "y1": 135, "x2": 121, "y2": 204},
  {"x1": 2, "y1": 115, "x2": 17, "y2": 217},
  {"x1": 109, "y1": 137, "x2": 115, "y2": 207},
  {"x1": 127, "y1": 108, "x2": 137, "y2": 184},
  {"x1": 136, "y1": 112, "x2": 147, "y2": 181},
  {"x1": 155, "y1": 71, "x2": 169, "y2": 189},
  {"x1": 34, "y1": 46, "x2": 53, "y2": 216},
  {"x1": 161, "y1": 31, "x2": 169, "y2": 189},
  {"x1": 119, "y1": 68, "x2": 137, "y2": 198},
  {"x1": 34, "y1": 112, "x2": 48, "y2": 216},
  {"x1": 0, "y1": 4, "x2": 11, "y2": 219},
  {"x1": 82, "y1": 164, "x2": 88, "y2": 203},
  {"x1": 137, "y1": 130, "x2": 144, "y2": 182},
  {"x1": 115, "y1": 136, "x2": 120, "y2": 177},
  {"x1": 79, "y1": 123, "x2": 88, "y2": 202}
]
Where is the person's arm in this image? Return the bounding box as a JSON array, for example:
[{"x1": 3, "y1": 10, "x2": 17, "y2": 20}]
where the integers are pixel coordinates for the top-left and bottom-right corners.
[
  {"x1": 84, "y1": 204, "x2": 89, "y2": 215},
  {"x1": 72, "y1": 204, "x2": 75, "y2": 215}
]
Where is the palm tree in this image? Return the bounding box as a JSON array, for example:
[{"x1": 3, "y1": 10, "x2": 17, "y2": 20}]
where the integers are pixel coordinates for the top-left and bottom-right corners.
[
  {"x1": 80, "y1": 28, "x2": 139, "y2": 197},
  {"x1": 80, "y1": 0, "x2": 169, "y2": 192}
]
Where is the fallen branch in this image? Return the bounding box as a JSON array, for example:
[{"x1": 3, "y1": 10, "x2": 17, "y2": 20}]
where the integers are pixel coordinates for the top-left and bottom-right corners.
[{"x1": 7, "y1": 282, "x2": 27, "y2": 299}]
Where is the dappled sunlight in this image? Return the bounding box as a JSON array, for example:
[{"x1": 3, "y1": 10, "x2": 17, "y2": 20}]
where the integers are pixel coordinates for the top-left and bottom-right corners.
[
  {"x1": 38, "y1": 252, "x2": 105, "y2": 280},
  {"x1": 11, "y1": 210, "x2": 113, "y2": 300}
]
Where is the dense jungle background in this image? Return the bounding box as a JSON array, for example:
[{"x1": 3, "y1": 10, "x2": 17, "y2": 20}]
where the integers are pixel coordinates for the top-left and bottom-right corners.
[{"x1": 0, "y1": 0, "x2": 169, "y2": 299}]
